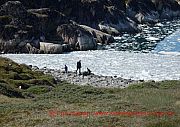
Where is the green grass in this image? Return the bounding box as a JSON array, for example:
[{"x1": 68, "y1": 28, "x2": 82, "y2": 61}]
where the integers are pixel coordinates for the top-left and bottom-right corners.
[
  {"x1": 0, "y1": 57, "x2": 56, "y2": 98},
  {"x1": 0, "y1": 57, "x2": 180, "y2": 127},
  {"x1": 26, "y1": 85, "x2": 52, "y2": 95},
  {"x1": 128, "y1": 80, "x2": 180, "y2": 89}
]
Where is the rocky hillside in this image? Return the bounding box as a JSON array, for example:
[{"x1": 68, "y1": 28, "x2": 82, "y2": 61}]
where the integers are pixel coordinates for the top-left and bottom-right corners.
[{"x1": 0, "y1": 0, "x2": 180, "y2": 53}]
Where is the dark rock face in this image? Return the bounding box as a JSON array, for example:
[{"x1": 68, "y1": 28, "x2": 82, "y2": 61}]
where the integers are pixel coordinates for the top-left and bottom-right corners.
[
  {"x1": 153, "y1": 0, "x2": 180, "y2": 19},
  {"x1": 127, "y1": 0, "x2": 180, "y2": 23},
  {"x1": 0, "y1": 1, "x2": 67, "y2": 53},
  {"x1": 0, "y1": 1, "x2": 35, "y2": 53},
  {"x1": 27, "y1": 8, "x2": 68, "y2": 41},
  {"x1": 0, "y1": 0, "x2": 119, "y2": 53},
  {"x1": 57, "y1": 0, "x2": 137, "y2": 33},
  {"x1": 0, "y1": 0, "x2": 180, "y2": 53},
  {"x1": 0, "y1": 0, "x2": 59, "y2": 9},
  {"x1": 127, "y1": 0, "x2": 159, "y2": 23}
]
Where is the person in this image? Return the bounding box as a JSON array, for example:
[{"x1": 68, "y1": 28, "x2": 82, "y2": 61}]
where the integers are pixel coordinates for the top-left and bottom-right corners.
[
  {"x1": 82, "y1": 68, "x2": 92, "y2": 79},
  {"x1": 65, "y1": 65, "x2": 68, "y2": 73},
  {"x1": 76, "y1": 60, "x2": 81, "y2": 74},
  {"x1": 87, "y1": 68, "x2": 91, "y2": 74}
]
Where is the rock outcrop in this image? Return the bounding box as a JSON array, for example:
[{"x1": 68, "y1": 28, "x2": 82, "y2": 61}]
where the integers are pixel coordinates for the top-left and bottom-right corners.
[
  {"x1": 0, "y1": 1, "x2": 67, "y2": 53},
  {"x1": 80, "y1": 25, "x2": 114, "y2": 44},
  {"x1": 57, "y1": 24, "x2": 97, "y2": 51},
  {"x1": 0, "y1": 1, "x2": 38, "y2": 53},
  {"x1": 56, "y1": 0, "x2": 138, "y2": 33},
  {"x1": 127, "y1": 0, "x2": 180, "y2": 23},
  {"x1": 127, "y1": 0, "x2": 159, "y2": 23},
  {"x1": 39, "y1": 42, "x2": 63, "y2": 54},
  {"x1": 153, "y1": 0, "x2": 180, "y2": 19},
  {"x1": 1, "y1": 0, "x2": 138, "y2": 33},
  {"x1": 0, "y1": 0, "x2": 180, "y2": 53}
]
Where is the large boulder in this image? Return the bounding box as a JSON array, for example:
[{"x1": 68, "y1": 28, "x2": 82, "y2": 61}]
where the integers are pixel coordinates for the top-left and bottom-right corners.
[
  {"x1": 39, "y1": 42, "x2": 63, "y2": 54},
  {"x1": 57, "y1": 24, "x2": 97, "y2": 51},
  {"x1": 79, "y1": 25, "x2": 114, "y2": 44}
]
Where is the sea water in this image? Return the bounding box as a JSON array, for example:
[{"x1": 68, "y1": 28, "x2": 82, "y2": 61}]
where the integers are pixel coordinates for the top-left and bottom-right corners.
[{"x1": 2, "y1": 20, "x2": 180, "y2": 81}]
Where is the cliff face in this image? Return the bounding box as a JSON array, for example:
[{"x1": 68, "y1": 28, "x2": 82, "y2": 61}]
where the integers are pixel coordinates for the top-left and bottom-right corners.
[
  {"x1": 0, "y1": 1, "x2": 68, "y2": 53},
  {"x1": 0, "y1": 0, "x2": 59, "y2": 9},
  {"x1": 0, "y1": 0, "x2": 126, "y2": 11},
  {"x1": 127, "y1": 0, "x2": 180, "y2": 23},
  {"x1": 0, "y1": 0, "x2": 180, "y2": 53},
  {"x1": 57, "y1": 0, "x2": 126, "y2": 26}
]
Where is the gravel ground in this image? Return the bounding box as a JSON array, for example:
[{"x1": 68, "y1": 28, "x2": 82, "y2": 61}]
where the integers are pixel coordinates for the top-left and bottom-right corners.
[{"x1": 34, "y1": 67, "x2": 141, "y2": 88}]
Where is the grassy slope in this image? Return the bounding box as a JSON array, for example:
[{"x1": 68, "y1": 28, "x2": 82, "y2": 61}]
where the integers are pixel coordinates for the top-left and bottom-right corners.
[
  {"x1": 0, "y1": 57, "x2": 56, "y2": 98},
  {"x1": 0, "y1": 57, "x2": 180, "y2": 127}
]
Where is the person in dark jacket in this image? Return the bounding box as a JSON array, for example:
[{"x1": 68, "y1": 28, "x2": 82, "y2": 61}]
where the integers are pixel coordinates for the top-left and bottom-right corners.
[
  {"x1": 76, "y1": 60, "x2": 81, "y2": 74},
  {"x1": 82, "y1": 68, "x2": 92, "y2": 79},
  {"x1": 65, "y1": 65, "x2": 68, "y2": 73}
]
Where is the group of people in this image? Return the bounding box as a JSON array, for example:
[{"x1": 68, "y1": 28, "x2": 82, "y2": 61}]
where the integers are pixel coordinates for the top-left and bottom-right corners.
[
  {"x1": 64, "y1": 60, "x2": 81, "y2": 74},
  {"x1": 64, "y1": 60, "x2": 91, "y2": 77}
]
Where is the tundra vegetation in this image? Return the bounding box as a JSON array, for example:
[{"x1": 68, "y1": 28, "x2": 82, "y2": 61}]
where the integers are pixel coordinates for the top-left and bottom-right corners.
[{"x1": 0, "y1": 57, "x2": 180, "y2": 127}]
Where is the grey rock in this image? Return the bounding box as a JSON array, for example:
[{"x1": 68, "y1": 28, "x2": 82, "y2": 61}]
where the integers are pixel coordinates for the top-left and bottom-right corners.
[
  {"x1": 57, "y1": 23, "x2": 97, "y2": 51},
  {"x1": 39, "y1": 42, "x2": 63, "y2": 54}
]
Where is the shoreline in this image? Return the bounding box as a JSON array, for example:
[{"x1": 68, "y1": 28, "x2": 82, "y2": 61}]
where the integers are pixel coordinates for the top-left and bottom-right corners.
[{"x1": 34, "y1": 66, "x2": 142, "y2": 88}]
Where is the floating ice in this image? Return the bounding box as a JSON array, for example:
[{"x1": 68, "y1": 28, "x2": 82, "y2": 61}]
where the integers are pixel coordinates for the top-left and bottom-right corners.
[
  {"x1": 158, "y1": 51, "x2": 180, "y2": 56},
  {"x1": 146, "y1": 37, "x2": 160, "y2": 41},
  {"x1": 114, "y1": 36, "x2": 122, "y2": 39},
  {"x1": 156, "y1": 23, "x2": 164, "y2": 26},
  {"x1": 3, "y1": 50, "x2": 180, "y2": 81}
]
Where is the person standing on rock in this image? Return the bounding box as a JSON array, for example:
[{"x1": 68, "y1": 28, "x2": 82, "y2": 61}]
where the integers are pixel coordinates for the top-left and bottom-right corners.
[
  {"x1": 76, "y1": 60, "x2": 81, "y2": 75},
  {"x1": 65, "y1": 65, "x2": 68, "y2": 73}
]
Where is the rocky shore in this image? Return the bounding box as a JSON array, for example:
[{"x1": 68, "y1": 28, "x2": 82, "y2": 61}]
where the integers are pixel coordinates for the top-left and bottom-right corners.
[
  {"x1": 0, "y1": 0, "x2": 180, "y2": 54},
  {"x1": 33, "y1": 67, "x2": 141, "y2": 88}
]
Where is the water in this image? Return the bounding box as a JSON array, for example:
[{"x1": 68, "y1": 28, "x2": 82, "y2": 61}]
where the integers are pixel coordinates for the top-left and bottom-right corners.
[
  {"x1": 2, "y1": 20, "x2": 180, "y2": 81},
  {"x1": 104, "y1": 19, "x2": 180, "y2": 52},
  {"x1": 153, "y1": 29, "x2": 180, "y2": 55},
  {"x1": 3, "y1": 50, "x2": 180, "y2": 81}
]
